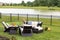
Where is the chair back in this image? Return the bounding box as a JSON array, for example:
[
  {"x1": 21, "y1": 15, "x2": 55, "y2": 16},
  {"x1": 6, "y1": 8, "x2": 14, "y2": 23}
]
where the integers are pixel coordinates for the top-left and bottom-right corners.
[
  {"x1": 23, "y1": 26, "x2": 32, "y2": 33},
  {"x1": 2, "y1": 21, "x2": 8, "y2": 28}
]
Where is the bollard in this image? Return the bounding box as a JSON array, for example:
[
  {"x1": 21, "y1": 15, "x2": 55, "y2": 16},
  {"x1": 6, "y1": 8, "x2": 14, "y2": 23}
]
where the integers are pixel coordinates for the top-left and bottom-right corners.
[
  {"x1": 0, "y1": 13, "x2": 1, "y2": 18},
  {"x1": 37, "y1": 14, "x2": 39, "y2": 22},
  {"x1": 27, "y1": 14, "x2": 28, "y2": 23},
  {"x1": 18, "y1": 14, "x2": 19, "y2": 21},
  {"x1": 50, "y1": 15, "x2": 52, "y2": 26},
  {"x1": 10, "y1": 13, "x2": 12, "y2": 22}
]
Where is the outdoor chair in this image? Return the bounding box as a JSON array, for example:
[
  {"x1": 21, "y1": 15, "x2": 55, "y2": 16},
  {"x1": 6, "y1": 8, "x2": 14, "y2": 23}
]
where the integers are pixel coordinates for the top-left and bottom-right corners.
[
  {"x1": 2, "y1": 21, "x2": 18, "y2": 34},
  {"x1": 19, "y1": 24, "x2": 33, "y2": 36},
  {"x1": 9, "y1": 27, "x2": 18, "y2": 34},
  {"x1": 24, "y1": 21, "x2": 43, "y2": 33},
  {"x1": 24, "y1": 21, "x2": 43, "y2": 27},
  {"x1": 2, "y1": 21, "x2": 10, "y2": 32},
  {"x1": 32, "y1": 26, "x2": 43, "y2": 33}
]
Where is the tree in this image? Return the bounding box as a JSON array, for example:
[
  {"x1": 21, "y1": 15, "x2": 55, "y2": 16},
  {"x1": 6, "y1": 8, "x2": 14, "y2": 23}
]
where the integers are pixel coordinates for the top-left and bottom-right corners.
[
  {"x1": 39, "y1": 0, "x2": 47, "y2": 6},
  {"x1": 57, "y1": 0, "x2": 60, "y2": 7},
  {"x1": 2, "y1": 0, "x2": 60, "y2": 7},
  {"x1": 26, "y1": 1, "x2": 33, "y2": 6},
  {"x1": 33, "y1": 0, "x2": 48, "y2": 6},
  {"x1": 10, "y1": 3, "x2": 12, "y2": 6},
  {"x1": 2, "y1": 3, "x2": 5, "y2": 6},
  {"x1": 33, "y1": 0, "x2": 40, "y2": 6},
  {"x1": 6, "y1": 4, "x2": 9, "y2": 6},
  {"x1": 21, "y1": 1, "x2": 26, "y2": 6},
  {"x1": 18, "y1": 3, "x2": 21, "y2": 6}
]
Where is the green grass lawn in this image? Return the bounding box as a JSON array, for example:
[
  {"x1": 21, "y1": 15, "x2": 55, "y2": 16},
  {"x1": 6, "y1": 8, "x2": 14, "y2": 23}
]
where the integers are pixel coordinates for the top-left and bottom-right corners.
[
  {"x1": 0, "y1": 16, "x2": 60, "y2": 40},
  {"x1": 0, "y1": 23, "x2": 60, "y2": 40},
  {"x1": 0, "y1": 6, "x2": 60, "y2": 10}
]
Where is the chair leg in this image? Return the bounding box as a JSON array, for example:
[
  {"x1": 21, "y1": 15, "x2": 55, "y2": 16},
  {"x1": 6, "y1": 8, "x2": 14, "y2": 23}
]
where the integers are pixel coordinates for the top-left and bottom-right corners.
[
  {"x1": 4, "y1": 28, "x2": 9, "y2": 32},
  {"x1": 19, "y1": 28, "x2": 22, "y2": 35},
  {"x1": 4, "y1": 29, "x2": 6, "y2": 32}
]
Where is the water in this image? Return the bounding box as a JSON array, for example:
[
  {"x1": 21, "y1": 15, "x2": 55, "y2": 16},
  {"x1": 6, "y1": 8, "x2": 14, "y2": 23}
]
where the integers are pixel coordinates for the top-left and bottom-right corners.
[
  {"x1": 0, "y1": 8, "x2": 60, "y2": 18},
  {"x1": 0, "y1": 8, "x2": 40, "y2": 14},
  {"x1": 39, "y1": 10, "x2": 60, "y2": 16}
]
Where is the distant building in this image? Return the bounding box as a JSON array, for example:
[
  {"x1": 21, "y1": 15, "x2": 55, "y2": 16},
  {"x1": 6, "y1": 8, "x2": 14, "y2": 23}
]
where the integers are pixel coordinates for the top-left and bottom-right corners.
[
  {"x1": 0, "y1": 2, "x2": 8, "y2": 6},
  {"x1": 0, "y1": 2, "x2": 4, "y2": 6}
]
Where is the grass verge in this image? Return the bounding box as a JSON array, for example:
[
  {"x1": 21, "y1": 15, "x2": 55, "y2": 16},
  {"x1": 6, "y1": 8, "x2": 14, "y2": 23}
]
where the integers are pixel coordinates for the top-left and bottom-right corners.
[{"x1": 0, "y1": 6, "x2": 60, "y2": 10}]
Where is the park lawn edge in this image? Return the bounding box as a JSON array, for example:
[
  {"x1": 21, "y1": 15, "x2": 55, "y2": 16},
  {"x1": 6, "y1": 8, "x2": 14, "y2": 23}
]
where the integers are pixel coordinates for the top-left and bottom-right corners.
[{"x1": 0, "y1": 6, "x2": 60, "y2": 10}]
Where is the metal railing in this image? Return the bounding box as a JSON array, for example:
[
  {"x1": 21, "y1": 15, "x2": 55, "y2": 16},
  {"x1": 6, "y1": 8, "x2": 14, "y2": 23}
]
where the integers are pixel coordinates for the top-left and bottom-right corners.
[{"x1": 0, "y1": 13, "x2": 60, "y2": 26}]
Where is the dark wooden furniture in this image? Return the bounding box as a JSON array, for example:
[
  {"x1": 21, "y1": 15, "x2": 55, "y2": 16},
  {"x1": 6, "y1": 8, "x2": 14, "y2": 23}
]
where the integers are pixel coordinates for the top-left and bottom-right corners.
[
  {"x1": 2, "y1": 21, "x2": 18, "y2": 34},
  {"x1": 19, "y1": 25, "x2": 33, "y2": 36},
  {"x1": 9, "y1": 27, "x2": 18, "y2": 34}
]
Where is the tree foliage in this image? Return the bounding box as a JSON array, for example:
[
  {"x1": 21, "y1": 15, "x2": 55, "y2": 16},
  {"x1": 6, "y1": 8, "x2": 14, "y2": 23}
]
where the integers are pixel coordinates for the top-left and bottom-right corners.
[
  {"x1": 3, "y1": 0, "x2": 60, "y2": 7},
  {"x1": 21, "y1": 1, "x2": 26, "y2": 6}
]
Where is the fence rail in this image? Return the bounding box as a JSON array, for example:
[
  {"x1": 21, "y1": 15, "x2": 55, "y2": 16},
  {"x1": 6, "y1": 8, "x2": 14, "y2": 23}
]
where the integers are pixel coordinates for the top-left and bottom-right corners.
[{"x1": 0, "y1": 13, "x2": 60, "y2": 26}]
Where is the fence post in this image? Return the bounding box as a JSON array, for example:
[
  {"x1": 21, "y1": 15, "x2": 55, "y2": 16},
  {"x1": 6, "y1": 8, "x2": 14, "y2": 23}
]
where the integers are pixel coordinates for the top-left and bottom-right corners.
[
  {"x1": 10, "y1": 13, "x2": 12, "y2": 22},
  {"x1": 50, "y1": 15, "x2": 52, "y2": 26},
  {"x1": 18, "y1": 14, "x2": 19, "y2": 21},
  {"x1": 37, "y1": 14, "x2": 39, "y2": 22},
  {"x1": 27, "y1": 14, "x2": 28, "y2": 23},
  {"x1": 0, "y1": 13, "x2": 2, "y2": 18}
]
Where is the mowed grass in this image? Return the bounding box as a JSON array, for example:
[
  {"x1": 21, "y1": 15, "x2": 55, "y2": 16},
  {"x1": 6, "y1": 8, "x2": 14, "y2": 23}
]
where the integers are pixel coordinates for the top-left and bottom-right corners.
[
  {"x1": 0, "y1": 6, "x2": 60, "y2": 10},
  {"x1": 0, "y1": 23, "x2": 60, "y2": 40},
  {"x1": 0, "y1": 16, "x2": 60, "y2": 40}
]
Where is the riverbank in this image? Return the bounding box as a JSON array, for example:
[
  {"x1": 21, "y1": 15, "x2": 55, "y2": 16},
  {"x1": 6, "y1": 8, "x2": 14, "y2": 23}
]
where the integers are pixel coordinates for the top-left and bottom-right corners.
[{"x1": 0, "y1": 6, "x2": 60, "y2": 10}]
